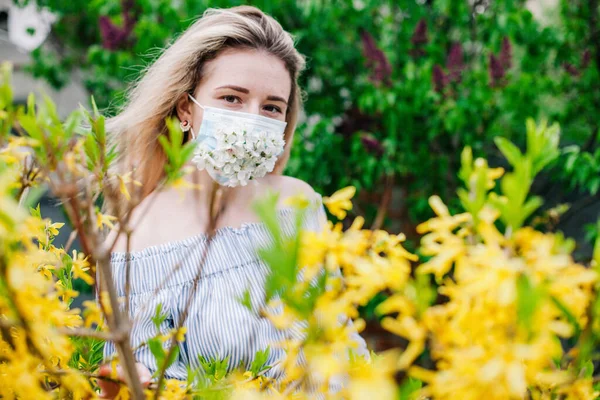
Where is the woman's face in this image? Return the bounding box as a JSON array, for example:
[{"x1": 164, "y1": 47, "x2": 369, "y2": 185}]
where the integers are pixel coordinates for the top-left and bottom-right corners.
[{"x1": 178, "y1": 48, "x2": 292, "y2": 133}]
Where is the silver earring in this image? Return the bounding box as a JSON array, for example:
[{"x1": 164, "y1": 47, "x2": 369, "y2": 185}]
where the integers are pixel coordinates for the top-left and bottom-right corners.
[
  {"x1": 180, "y1": 120, "x2": 196, "y2": 139},
  {"x1": 180, "y1": 120, "x2": 190, "y2": 132}
]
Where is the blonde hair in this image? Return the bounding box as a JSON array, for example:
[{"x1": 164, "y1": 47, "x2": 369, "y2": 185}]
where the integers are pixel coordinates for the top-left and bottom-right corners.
[{"x1": 104, "y1": 6, "x2": 306, "y2": 213}]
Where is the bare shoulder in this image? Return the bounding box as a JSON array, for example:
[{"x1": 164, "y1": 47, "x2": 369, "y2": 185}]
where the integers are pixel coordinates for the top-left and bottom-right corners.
[
  {"x1": 261, "y1": 175, "x2": 321, "y2": 204},
  {"x1": 259, "y1": 175, "x2": 327, "y2": 227}
]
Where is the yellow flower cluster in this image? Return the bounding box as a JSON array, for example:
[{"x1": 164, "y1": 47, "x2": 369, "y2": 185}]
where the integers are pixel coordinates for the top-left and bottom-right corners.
[
  {"x1": 249, "y1": 187, "x2": 418, "y2": 398},
  {"x1": 0, "y1": 166, "x2": 98, "y2": 399},
  {"x1": 240, "y1": 172, "x2": 600, "y2": 399},
  {"x1": 405, "y1": 195, "x2": 597, "y2": 399}
]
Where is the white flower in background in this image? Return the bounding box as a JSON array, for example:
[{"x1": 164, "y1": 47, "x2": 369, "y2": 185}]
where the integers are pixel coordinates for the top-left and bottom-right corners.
[
  {"x1": 332, "y1": 116, "x2": 343, "y2": 127},
  {"x1": 308, "y1": 76, "x2": 323, "y2": 93},
  {"x1": 306, "y1": 114, "x2": 322, "y2": 131},
  {"x1": 339, "y1": 87, "x2": 351, "y2": 99},
  {"x1": 352, "y1": 0, "x2": 366, "y2": 11},
  {"x1": 191, "y1": 122, "x2": 285, "y2": 187},
  {"x1": 4, "y1": 0, "x2": 57, "y2": 52}
]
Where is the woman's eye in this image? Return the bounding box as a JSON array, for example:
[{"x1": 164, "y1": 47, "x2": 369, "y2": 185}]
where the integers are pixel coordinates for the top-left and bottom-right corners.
[
  {"x1": 264, "y1": 105, "x2": 282, "y2": 114},
  {"x1": 222, "y1": 95, "x2": 240, "y2": 103}
]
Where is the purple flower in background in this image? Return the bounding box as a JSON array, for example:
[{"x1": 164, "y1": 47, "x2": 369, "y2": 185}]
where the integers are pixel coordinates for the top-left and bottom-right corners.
[
  {"x1": 500, "y1": 37, "x2": 512, "y2": 70},
  {"x1": 99, "y1": 0, "x2": 138, "y2": 50},
  {"x1": 99, "y1": 17, "x2": 127, "y2": 50},
  {"x1": 360, "y1": 133, "x2": 384, "y2": 156},
  {"x1": 489, "y1": 54, "x2": 505, "y2": 86},
  {"x1": 360, "y1": 30, "x2": 392, "y2": 85},
  {"x1": 432, "y1": 64, "x2": 447, "y2": 92},
  {"x1": 336, "y1": 107, "x2": 379, "y2": 139},
  {"x1": 562, "y1": 50, "x2": 591, "y2": 77},
  {"x1": 563, "y1": 62, "x2": 580, "y2": 77},
  {"x1": 411, "y1": 19, "x2": 428, "y2": 46},
  {"x1": 487, "y1": 37, "x2": 511, "y2": 86},
  {"x1": 410, "y1": 19, "x2": 428, "y2": 58},
  {"x1": 446, "y1": 42, "x2": 464, "y2": 83},
  {"x1": 582, "y1": 49, "x2": 591, "y2": 69}
]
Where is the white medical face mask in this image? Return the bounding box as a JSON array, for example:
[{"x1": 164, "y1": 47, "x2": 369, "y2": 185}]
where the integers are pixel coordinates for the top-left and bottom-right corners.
[{"x1": 187, "y1": 94, "x2": 287, "y2": 187}]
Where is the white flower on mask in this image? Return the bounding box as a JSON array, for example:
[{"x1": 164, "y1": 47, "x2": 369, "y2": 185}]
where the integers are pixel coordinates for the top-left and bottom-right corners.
[{"x1": 192, "y1": 123, "x2": 285, "y2": 187}]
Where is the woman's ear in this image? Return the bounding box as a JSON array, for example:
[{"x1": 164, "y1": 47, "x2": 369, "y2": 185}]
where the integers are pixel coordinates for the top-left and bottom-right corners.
[{"x1": 175, "y1": 93, "x2": 193, "y2": 123}]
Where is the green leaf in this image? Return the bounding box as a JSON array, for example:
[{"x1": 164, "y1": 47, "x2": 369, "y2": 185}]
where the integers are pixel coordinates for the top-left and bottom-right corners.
[
  {"x1": 63, "y1": 109, "x2": 83, "y2": 137},
  {"x1": 398, "y1": 377, "x2": 423, "y2": 400},
  {"x1": 164, "y1": 345, "x2": 179, "y2": 369},
  {"x1": 29, "y1": 203, "x2": 42, "y2": 218},
  {"x1": 84, "y1": 132, "x2": 100, "y2": 166},
  {"x1": 249, "y1": 346, "x2": 271, "y2": 376},
  {"x1": 532, "y1": 150, "x2": 560, "y2": 176},
  {"x1": 593, "y1": 219, "x2": 600, "y2": 269},
  {"x1": 494, "y1": 137, "x2": 522, "y2": 167},
  {"x1": 180, "y1": 143, "x2": 196, "y2": 164},
  {"x1": 520, "y1": 196, "x2": 544, "y2": 224},
  {"x1": 158, "y1": 135, "x2": 173, "y2": 160},
  {"x1": 301, "y1": 268, "x2": 328, "y2": 314},
  {"x1": 148, "y1": 337, "x2": 166, "y2": 365},
  {"x1": 27, "y1": 92, "x2": 36, "y2": 117},
  {"x1": 95, "y1": 115, "x2": 106, "y2": 146},
  {"x1": 197, "y1": 355, "x2": 230, "y2": 382},
  {"x1": 550, "y1": 296, "x2": 581, "y2": 338},
  {"x1": 42, "y1": 94, "x2": 61, "y2": 127},
  {"x1": 589, "y1": 177, "x2": 600, "y2": 195},
  {"x1": 151, "y1": 303, "x2": 168, "y2": 331},
  {"x1": 581, "y1": 359, "x2": 594, "y2": 379},
  {"x1": 18, "y1": 113, "x2": 43, "y2": 142},
  {"x1": 237, "y1": 288, "x2": 253, "y2": 312},
  {"x1": 253, "y1": 192, "x2": 309, "y2": 310},
  {"x1": 516, "y1": 274, "x2": 543, "y2": 335},
  {"x1": 458, "y1": 146, "x2": 473, "y2": 183},
  {"x1": 414, "y1": 273, "x2": 436, "y2": 316},
  {"x1": 252, "y1": 191, "x2": 283, "y2": 245},
  {"x1": 90, "y1": 95, "x2": 100, "y2": 118}
]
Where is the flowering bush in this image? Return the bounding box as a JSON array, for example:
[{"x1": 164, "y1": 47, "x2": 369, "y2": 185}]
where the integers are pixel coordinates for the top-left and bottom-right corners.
[
  {"x1": 24, "y1": 1, "x2": 600, "y2": 240},
  {"x1": 2, "y1": 62, "x2": 600, "y2": 399}
]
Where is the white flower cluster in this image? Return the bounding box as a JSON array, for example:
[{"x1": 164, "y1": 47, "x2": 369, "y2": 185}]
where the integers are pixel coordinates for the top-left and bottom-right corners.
[{"x1": 192, "y1": 122, "x2": 285, "y2": 187}]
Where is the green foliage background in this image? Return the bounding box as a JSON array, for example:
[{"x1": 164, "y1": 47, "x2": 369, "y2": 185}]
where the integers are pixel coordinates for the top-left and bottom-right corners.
[{"x1": 24, "y1": 0, "x2": 600, "y2": 246}]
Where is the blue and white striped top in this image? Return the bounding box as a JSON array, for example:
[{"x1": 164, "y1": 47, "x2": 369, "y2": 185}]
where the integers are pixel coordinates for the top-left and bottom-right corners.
[{"x1": 103, "y1": 196, "x2": 368, "y2": 383}]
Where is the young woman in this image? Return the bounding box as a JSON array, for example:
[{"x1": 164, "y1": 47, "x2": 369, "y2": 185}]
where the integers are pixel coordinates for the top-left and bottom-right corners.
[{"x1": 97, "y1": 5, "x2": 367, "y2": 398}]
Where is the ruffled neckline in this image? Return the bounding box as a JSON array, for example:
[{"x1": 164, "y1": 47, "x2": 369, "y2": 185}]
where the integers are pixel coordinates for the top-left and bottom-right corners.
[{"x1": 110, "y1": 198, "x2": 322, "y2": 263}]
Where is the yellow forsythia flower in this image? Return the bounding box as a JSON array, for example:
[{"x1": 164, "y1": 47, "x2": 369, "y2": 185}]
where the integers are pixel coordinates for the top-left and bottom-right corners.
[{"x1": 323, "y1": 186, "x2": 356, "y2": 219}]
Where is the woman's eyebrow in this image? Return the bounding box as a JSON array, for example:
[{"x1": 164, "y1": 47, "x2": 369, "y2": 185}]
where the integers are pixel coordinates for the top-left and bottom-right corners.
[
  {"x1": 215, "y1": 85, "x2": 249, "y2": 93},
  {"x1": 266, "y1": 95, "x2": 288, "y2": 105},
  {"x1": 215, "y1": 85, "x2": 288, "y2": 105}
]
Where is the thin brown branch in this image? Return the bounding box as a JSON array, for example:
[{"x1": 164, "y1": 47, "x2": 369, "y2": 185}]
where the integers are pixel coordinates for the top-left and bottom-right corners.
[
  {"x1": 371, "y1": 174, "x2": 395, "y2": 230},
  {"x1": 41, "y1": 368, "x2": 122, "y2": 384},
  {"x1": 95, "y1": 250, "x2": 145, "y2": 399},
  {"x1": 94, "y1": 235, "x2": 143, "y2": 399},
  {"x1": 64, "y1": 229, "x2": 79, "y2": 253},
  {"x1": 56, "y1": 327, "x2": 123, "y2": 341},
  {"x1": 124, "y1": 231, "x2": 132, "y2": 317},
  {"x1": 17, "y1": 186, "x2": 30, "y2": 207},
  {"x1": 47, "y1": 169, "x2": 144, "y2": 399},
  {"x1": 282, "y1": 377, "x2": 304, "y2": 396}
]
